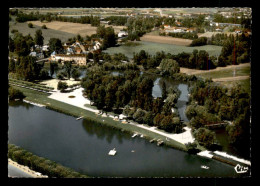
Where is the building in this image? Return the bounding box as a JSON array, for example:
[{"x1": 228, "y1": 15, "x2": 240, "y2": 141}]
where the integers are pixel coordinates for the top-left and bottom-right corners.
[{"x1": 51, "y1": 53, "x2": 87, "y2": 66}]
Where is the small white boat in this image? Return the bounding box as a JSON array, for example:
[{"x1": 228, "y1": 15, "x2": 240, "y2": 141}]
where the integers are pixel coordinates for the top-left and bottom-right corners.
[
  {"x1": 132, "y1": 133, "x2": 138, "y2": 138},
  {"x1": 140, "y1": 134, "x2": 144, "y2": 138},
  {"x1": 131, "y1": 150, "x2": 135, "y2": 152},
  {"x1": 201, "y1": 165, "x2": 209, "y2": 169},
  {"x1": 76, "y1": 116, "x2": 83, "y2": 120},
  {"x1": 108, "y1": 148, "x2": 117, "y2": 156},
  {"x1": 150, "y1": 139, "x2": 155, "y2": 143}
]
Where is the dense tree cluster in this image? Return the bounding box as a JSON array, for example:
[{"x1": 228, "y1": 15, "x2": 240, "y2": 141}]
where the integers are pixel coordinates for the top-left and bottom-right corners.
[
  {"x1": 186, "y1": 79, "x2": 250, "y2": 151},
  {"x1": 160, "y1": 32, "x2": 198, "y2": 40},
  {"x1": 189, "y1": 37, "x2": 207, "y2": 46},
  {"x1": 96, "y1": 25, "x2": 117, "y2": 49},
  {"x1": 8, "y1": 144, "x2": 89, "y2": 178},
  {"x1": 14, "y1": 11, "x2": 100, "y2": 26},
  {"x1": 132, "y1": 50, "x2": 215, "y2": 71},
  {"x1": 81, "y1": 70, "x2": 182, "y2": 133},
  {"x1": 217, "y1": 33, "x2": 251, "y2": 66},
  {"x1": 104, "y1": 16, "x2": 128, "y2": 26}
]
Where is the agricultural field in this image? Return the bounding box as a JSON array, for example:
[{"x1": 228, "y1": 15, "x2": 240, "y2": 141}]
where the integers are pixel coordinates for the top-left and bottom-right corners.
[
  {"x1": 9, "y1": 21, "x2": 75, "y2": 44},
  {"x1": 29, "y1": 21, "x2": 126, "y2": 36},
  {"x1": 104, "y1": 41, "x2": 222, "y2": 59},
  {"x1": 9, "y1": 20, "x2": 126, "y2": 44}
]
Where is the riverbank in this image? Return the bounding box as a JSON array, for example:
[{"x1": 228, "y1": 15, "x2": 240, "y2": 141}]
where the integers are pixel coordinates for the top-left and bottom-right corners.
[{"x1": 8, "y1": 159, "x2": 48, "y2": 178}]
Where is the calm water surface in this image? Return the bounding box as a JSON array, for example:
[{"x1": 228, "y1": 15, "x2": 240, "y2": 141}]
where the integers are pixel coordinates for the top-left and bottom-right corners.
[{"x1": 8, "y1": 100, "x2": 244, "y2": 178}]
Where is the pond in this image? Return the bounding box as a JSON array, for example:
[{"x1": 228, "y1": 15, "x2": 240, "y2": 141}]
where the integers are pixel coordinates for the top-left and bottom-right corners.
[{"x1": 8, "y1": 101, "x2": 243, "y2": 177}]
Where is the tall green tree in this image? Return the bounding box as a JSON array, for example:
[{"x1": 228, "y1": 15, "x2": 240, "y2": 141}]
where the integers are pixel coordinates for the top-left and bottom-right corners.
[
  {"x1": 48, "y1": 38, "x2": 63, "y2": 53},
  {"x1": 34, "y1": 29, "x2": 44, "y2": 46}
]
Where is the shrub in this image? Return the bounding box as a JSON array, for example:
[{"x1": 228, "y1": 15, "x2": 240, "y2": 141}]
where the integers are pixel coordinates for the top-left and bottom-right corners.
[
  {"x1": 57, "y1": 81, "x2": 68, "y2": 92},
  {"x1": 42, "y1": 24, "x2": 47, "y2": 29},
  {"x1": 8, "y1": 86, "x2": 25, "y2": 100},
  {"x1": 28, "y1": 23, "x2": 33, "y2": 28}
]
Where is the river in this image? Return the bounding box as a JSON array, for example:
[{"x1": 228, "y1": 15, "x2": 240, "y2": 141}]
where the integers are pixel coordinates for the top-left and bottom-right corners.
[{"x1": 8, "y1": 89, "x2": 244, "y2": 177}]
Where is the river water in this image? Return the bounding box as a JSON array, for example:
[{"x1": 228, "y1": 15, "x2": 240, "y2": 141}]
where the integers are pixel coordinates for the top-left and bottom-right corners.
[{"x1": 8, "y1": 88, "x2": 244, "y2": 177}]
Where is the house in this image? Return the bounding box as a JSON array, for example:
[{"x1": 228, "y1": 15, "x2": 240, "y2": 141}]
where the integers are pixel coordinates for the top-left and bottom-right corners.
[
  {"x1": 175, "y1": 21, "x2": 182, "y2": 26},
  {"x1": 75, "y1": 47, "x2": 82, "y2": 54},
  {"x1": 163, "y1": 25, "x2": 171, "y2": 29}
]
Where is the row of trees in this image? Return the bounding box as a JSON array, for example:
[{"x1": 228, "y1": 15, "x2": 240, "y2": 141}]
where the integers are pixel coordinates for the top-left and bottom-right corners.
[
  {"x1": 8, "y1": 144, "x2": 89, "y2": 178},
  {"x1": 159, "y1": 32, "x2": 198, "y2": 40},
  {"x1": 132, "y1": 49, "x2": 216, "y2": 70},
  {"x1": 13, "y1": 10, "x2": 100, "y2": 27}
]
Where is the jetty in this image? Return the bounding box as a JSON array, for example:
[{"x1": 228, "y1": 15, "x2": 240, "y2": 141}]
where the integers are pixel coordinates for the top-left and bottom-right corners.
[{"x1": 76, "y1": 116, "x2": 83, "y2": 120}]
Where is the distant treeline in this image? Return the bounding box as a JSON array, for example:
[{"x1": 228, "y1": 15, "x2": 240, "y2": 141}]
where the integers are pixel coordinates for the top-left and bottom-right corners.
[
  {"x1": 13, "y1": 11, "x2": 100, "y2": 26},
  {"x1": 159, "y1": 32, "x2": 199, "y2": 40},
  {"x1": 8, "y1": 143, "x2": 89, "y2": 178},
  {"x1": 104, "y1": 16, "x2": 128, "y2": 26},
  {"x1": 133, "y1": 49, "x2": 217, "y2": 70}
]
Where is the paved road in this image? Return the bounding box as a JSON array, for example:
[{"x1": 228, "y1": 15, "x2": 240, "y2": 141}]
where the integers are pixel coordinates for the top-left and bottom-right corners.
[{"x1": 8, "y1": 164, "x2": 34, "y2": 178}]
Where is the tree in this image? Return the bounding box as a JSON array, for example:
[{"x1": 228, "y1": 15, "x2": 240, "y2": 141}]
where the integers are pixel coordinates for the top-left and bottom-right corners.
[
  {"x1": 28, "y1": 23, "x2": 33, "y2": 28},
  {"x1": 48, "y1": 38, "x2": 63, "y2": 53},
  {"x1": 13, "y1": 33, "x2": 31, "y2": 57},
  {"x1": 162, "y1": 81, "x2": 167, "y2": 100},
  {"x1": 64, "y1": 61, "x2": 72, "y2": 79},
  {"x1": 159, "y1": 59, "x2": 180, "y2": 76},
  {"x1": 16, "y1": 56, "x2": 42, "y2": 81},
  {"x1": 193, "y1": 128, "x2": 216, "y2": 148},
  {"x1": 71, "y1": 68, "x2": 81, "y2": 80},
  {"x1": 34, "y1": 29, "x2": 44, "y2": 46},
  {"x1": 49, "y1": 62, "x2": 58, "y2": 78},
  {"x1": 39, "y1": 69, "x2": 49, "y2": 80},
  {"x1": 8, "y1": 86, "x2": 25, "y2": 100}
]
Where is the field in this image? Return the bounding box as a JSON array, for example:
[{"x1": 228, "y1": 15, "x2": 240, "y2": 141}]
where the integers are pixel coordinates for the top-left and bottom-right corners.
[
  {"x1": 182, "y1": 63, "x2": 251, "y2": 94},
  {"x1": 29, "y1": 21, "x2": 126, "y2": 36},
  {"x1": 140, "y1": 33, "x2": 192, "y2": 46},
  {"x1": 9, "y1": 20, "x2": 126, "y2": 44},
  {"x1": 9, "y1": 21, "x2": 75, "y2": 44},
  {"x1": 104, "y1": 41, "x2": 223, "y2": 59}
]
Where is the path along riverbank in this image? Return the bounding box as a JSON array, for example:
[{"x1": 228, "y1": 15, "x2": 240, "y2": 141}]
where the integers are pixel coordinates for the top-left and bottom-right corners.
[{"x1": 8, "y1": 159, "x2": 48, "y2": 178}]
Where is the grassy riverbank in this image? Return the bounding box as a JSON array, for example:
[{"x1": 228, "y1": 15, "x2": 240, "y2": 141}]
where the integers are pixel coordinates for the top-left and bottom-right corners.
[{"x1": 11, "y1": 85, "x2": 187, "y2": 152}]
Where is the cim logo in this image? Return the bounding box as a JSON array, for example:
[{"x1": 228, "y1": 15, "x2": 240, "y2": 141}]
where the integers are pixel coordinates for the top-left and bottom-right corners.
[{"x1": 234, "y1": 164, "x2": 249, "y2": 173}]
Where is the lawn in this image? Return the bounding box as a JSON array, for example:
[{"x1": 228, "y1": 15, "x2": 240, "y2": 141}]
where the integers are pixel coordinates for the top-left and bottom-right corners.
[
  {"x1": 196, "y1": 65, "x2": 250, "y2": 79},
  {"x1": 104, "y1": 41, "x2": 223, "y2": 59}
]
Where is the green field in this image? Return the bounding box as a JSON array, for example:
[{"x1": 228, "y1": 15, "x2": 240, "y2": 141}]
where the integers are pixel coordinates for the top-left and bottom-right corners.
[
  {"x1": 196, "y1": 65, "x2": 250, "y2": 79},
  {"x1": 104, "y1": 41, "x2": 223, "y2": 59},
  {"x1": 9, "y1": 21, "x2": 75, "y2": 44}
]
